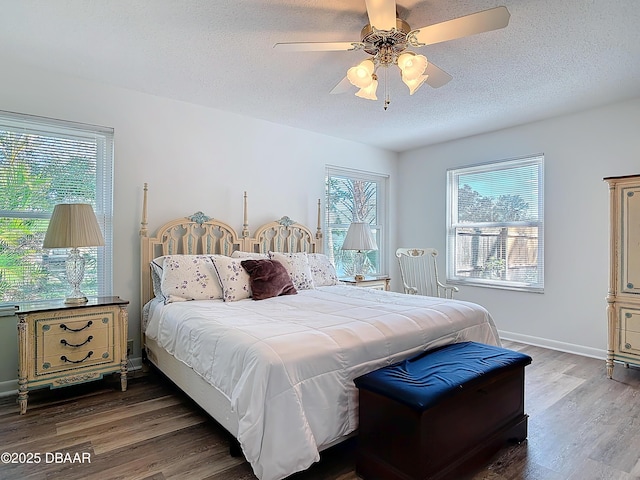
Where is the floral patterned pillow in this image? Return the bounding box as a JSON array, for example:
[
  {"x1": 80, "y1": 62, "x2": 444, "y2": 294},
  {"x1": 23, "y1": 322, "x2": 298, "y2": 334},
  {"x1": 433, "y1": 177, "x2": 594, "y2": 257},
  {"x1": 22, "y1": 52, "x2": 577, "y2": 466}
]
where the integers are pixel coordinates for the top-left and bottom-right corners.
[
  {"x1": 211, "y1": 255, "x2": 252, "y2": 301},
  {"x1": 160, "y1": 255, "x2": 223, "y2": 303},
  {"x1": 269, "y1": 252, "x2": 315, "y2": 290},
  {"x1": 231, "y1": 250, "x2": 269, "y2": 260},
  {"x1": 308, "y1": 253, "x2": 339, "y2": 287}
]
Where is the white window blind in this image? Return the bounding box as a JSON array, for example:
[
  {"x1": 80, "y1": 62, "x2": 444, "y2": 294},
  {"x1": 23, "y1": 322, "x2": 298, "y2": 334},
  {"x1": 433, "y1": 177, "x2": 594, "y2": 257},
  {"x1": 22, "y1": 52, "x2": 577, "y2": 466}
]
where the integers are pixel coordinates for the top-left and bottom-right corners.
[
  {"x1": 0, "y1": 110, "x2": 113, "y2": 303},
  {"x1": 325, "y1": 166, "x2": 388, "y2": 277},
  {"x1": 446, "y1": 155, "x2": 544, "y2": 292}
]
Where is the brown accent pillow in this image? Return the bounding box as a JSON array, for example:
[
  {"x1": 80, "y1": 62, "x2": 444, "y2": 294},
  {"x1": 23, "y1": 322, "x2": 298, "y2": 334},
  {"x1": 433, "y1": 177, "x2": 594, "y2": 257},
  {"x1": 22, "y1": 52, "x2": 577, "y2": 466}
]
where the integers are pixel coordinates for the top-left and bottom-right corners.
[{"x1": 241, "y1": 259, "x2": 297, "y2": 300}]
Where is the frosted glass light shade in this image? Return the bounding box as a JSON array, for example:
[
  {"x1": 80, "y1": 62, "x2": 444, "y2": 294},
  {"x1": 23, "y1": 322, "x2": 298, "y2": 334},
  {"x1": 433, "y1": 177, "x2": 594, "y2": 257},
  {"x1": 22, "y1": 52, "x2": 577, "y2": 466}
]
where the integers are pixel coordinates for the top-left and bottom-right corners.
[
  {"x1": 43, "y1": 203, "x2": 105, "y2": 248},
  {"x1": 402, "y1": 73, "x2": 429, "y2": 95},
  {"x1": 342, "y1": 222, "x2": 378, "y2": 251},
  {"x1": 355, "y1": 76, "x2": 378, "y2": 100},
  {"x1": 347, "y1": 59, "x2": 375, "y2": 88},
  {"x1": 397, "y1": 52, "x2": 427, "y2": 81}
]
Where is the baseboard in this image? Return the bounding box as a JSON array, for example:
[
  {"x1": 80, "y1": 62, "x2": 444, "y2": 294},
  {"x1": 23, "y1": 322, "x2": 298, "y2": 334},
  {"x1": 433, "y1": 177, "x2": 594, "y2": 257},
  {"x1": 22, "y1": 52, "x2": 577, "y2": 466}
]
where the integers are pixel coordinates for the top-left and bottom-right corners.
[
  {"x1": 0, "y1": 356, "x2": 144, "y2": 398},
  {"x1": 0, "y1": 379, "x2": 18, "y2": 398},
  {"x1": 499, "y1": 330, "x2": 605, "y2": 360}
]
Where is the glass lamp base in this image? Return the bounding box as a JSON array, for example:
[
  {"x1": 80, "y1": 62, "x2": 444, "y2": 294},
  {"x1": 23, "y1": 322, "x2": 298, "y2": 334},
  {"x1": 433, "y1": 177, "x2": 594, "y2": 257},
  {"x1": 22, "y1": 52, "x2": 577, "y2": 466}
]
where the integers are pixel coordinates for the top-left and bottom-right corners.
[
  {"x1": 64, "y1": 295, "x2": 88, "y2": 304},
  {"x1": 353, "y1": 250, "x2": 367, "y2": 281},
  {"x1": 65, "y1": 248, "x2": 88, "y2": 304}
]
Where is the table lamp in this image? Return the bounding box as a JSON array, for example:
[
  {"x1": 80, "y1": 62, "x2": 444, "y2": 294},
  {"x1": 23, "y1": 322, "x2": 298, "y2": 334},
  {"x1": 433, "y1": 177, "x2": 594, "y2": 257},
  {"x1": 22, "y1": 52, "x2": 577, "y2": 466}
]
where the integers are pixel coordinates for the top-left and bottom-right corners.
[
  {"x1": 43, "y1": 203, "x2": 105, "y2": 304},
  {"x1": 342, "y1": 221, "x2": 378, "y2": 281}
]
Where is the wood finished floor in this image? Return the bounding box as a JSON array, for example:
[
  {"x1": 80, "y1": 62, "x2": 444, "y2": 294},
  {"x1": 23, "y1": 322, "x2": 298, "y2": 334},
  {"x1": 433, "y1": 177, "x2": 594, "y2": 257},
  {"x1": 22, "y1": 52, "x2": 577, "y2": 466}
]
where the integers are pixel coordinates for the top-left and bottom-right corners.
[{"x1": 0, "y1": 341, "x2": 639, "y2": 480}]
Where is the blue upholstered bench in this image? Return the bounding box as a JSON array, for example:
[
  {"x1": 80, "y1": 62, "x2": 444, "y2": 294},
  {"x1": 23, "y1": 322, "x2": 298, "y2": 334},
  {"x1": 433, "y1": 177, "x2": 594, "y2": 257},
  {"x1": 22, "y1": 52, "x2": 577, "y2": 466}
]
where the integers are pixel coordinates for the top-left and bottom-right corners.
[{"x1": 354, "y1": 342, "x2": 532, "y2": 480}]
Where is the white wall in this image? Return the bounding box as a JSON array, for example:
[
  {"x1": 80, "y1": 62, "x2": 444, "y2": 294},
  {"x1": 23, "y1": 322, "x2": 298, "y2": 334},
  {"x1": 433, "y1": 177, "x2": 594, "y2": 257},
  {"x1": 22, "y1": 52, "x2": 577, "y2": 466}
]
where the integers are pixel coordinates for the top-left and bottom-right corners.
[
  {"x1": 0, "y1": 61, "x2": 397, "y2": 390},
  {"x1": 397, "y1": 98, "x2": 640, "y2": 358}
]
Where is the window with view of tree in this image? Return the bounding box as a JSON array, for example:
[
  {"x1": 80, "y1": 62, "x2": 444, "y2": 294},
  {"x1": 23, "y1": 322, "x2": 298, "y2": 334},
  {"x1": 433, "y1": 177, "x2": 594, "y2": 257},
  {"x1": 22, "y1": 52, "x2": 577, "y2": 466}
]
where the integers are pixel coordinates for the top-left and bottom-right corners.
[
  {"x1": 446, "y1": 155, "x2": 544, "y2": 292},
  {"x1": 0, "y1": 111, "x2": 113, "y2": 303},
  {"x1": 325, "y1": 167, "x2": 387, "y2": 277}
]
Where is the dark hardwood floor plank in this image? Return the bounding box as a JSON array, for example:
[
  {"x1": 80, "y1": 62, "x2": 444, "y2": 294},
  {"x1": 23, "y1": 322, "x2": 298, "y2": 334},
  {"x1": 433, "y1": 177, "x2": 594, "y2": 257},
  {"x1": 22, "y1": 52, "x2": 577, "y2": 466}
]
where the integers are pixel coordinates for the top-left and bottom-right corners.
[
  {"x1": 56, "y1": 395, "x2": 184, "y2": 435},
  {"x1": 0, "y1": 342, "x2": 638, "y2": 480}
]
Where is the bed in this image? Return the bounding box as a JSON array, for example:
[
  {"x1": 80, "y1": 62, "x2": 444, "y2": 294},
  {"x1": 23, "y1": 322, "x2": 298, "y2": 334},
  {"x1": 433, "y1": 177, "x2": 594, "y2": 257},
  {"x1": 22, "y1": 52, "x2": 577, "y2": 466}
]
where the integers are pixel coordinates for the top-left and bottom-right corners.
[{"x1": 139, "y1": 184, "x2": 501, "y2": 480}]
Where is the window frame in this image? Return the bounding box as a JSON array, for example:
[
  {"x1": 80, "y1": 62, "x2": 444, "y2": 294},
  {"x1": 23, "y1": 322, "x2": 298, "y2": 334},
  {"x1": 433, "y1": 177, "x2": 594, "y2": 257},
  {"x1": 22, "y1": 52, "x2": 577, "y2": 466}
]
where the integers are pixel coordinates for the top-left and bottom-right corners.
[
  {"x1": 446, "y1": 155, "x2": 544, "y2": 293},
  {"x1": 0, "y1": 110, "x2": 114, "y2": 303},
  {"x1": 325, "y1": 165, "x2": 389, "y2": 277}
]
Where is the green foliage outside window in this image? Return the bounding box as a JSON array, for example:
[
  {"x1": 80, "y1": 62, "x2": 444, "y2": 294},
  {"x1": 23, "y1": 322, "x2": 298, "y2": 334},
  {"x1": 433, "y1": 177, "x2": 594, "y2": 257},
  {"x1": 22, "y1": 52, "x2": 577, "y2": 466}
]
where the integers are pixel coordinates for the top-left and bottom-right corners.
[
  {"x1": 0, "y1": 129, "x2": 101, "y2": 302},
  {"x1": 325, "y1": 170, "x2": 384, "y2": 277}
]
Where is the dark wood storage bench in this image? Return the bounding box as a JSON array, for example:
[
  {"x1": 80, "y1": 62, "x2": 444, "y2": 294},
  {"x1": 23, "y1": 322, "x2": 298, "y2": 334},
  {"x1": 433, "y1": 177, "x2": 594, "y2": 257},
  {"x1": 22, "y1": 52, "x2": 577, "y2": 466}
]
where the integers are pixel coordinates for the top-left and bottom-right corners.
[{"x1": 354, "y1": 341, "x2": 532, "y2": 480}]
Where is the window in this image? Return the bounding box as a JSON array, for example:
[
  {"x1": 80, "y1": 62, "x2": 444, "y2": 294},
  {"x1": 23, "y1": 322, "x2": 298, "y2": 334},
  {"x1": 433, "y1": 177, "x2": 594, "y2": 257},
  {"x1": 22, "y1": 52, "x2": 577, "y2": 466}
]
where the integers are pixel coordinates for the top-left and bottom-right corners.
[
  {"x1": 446, "y1": 155, "x2": 544, "y2": 292},
  {"x1": 325, "y1": 166, "x2": 388, "y2": 277},
  {"x1": 0, "y1": 111, "x2": 113, "y2": 303}
]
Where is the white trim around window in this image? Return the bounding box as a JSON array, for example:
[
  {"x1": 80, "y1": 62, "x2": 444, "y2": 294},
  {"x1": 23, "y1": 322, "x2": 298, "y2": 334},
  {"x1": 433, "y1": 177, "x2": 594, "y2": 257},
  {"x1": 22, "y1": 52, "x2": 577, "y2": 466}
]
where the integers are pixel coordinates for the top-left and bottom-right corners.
[{"x1": 446, "y1": 155, "x2": 544, "y2": 293}]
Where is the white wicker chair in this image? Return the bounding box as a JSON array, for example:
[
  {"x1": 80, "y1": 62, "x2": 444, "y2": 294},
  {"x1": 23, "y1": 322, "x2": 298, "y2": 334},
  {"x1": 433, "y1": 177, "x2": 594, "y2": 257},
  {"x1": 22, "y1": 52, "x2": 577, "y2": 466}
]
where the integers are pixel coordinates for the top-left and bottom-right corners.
[{"x1": 395, "y1": 248, "x2": 458, "y2": 299}]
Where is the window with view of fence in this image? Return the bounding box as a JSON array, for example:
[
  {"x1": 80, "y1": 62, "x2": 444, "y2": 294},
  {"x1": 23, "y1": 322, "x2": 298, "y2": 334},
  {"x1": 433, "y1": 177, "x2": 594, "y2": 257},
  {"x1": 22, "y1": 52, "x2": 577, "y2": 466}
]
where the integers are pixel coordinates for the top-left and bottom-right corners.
[{"x1": 446, "y1": 155, "x2": 544, "y2": 292}]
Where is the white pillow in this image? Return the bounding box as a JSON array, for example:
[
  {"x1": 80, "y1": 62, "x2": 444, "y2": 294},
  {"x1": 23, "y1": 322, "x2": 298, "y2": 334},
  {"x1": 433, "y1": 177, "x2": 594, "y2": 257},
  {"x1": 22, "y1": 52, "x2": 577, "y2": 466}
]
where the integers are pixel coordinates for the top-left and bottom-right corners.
[
  {"x1": 211, "y1": 255, "x2": 252, "y2": 301},
  {"x1": 150, "y1": 256, "x2": 166, "y2": 298},
  {"x1": 160, "y1": 255, "x2": 223, "y2": 303},
  {"x1": 308, "y1": 253, "x2": 339, "y2": 287},
  {"x1": 269, "y1": 252, "x2": 315, "y2": 290},
  {"x1": 231, "y1": 250, "x2": 269, "y2": 259}
]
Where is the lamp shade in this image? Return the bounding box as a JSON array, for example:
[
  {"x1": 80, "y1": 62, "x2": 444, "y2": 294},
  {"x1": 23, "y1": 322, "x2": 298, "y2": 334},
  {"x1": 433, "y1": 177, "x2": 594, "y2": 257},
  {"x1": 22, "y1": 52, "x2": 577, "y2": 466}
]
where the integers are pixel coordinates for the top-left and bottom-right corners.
[
  {"x1": 347, "y1": 59, "x2": 375, "y2": 89},
  {"x1": 402, "y1": 73, "x2": 429, "y2": 95},
  {"x1": 397, "y1": 52, "x2": 427, "y2": 81},
  {"x1": 342, "y1": 222, "x2": 378, "y2": 251},
  {"x1": 43, "y1": 203, "x2": 105, "y2": 249},
  {"x1": 355, "y1": 75, "x2": 379, "y2": 100}
]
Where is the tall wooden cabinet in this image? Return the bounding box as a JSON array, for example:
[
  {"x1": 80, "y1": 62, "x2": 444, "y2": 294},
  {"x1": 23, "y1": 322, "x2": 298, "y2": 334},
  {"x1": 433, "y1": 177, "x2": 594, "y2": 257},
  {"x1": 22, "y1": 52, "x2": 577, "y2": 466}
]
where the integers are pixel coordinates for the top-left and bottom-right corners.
[{"x1": 605, "y1": 175, "x2": 640, "y2": 378}]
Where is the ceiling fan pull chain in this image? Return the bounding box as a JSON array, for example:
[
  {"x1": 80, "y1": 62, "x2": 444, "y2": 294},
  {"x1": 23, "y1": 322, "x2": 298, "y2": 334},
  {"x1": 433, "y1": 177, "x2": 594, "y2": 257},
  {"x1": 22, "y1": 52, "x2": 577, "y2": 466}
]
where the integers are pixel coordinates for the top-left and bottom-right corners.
[{"x1": 384, "y1": 66, "x2": 390, "y2": 110}]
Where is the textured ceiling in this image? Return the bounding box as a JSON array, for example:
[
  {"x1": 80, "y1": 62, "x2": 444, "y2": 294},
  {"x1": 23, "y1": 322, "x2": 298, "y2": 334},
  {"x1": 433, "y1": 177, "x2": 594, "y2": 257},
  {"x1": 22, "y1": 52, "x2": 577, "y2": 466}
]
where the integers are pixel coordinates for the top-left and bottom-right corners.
[{"x1": 2, "y1": 0, "x2": 640, "y2": 152}]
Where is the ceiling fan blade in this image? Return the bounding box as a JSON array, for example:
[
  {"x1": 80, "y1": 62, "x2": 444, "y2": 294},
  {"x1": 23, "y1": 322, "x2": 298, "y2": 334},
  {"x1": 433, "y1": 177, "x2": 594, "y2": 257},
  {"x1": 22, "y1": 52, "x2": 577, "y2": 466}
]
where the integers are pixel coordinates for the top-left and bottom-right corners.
[
  {"x1": 365, "y1": 0, "x2": 397, "y2": 31},
  {"x1": 424, "y1": 62, "x2": 452, "y2": 88},
  {"x1": 273, "y1": 41, "x2": 362, "y2": 52},
  {"x1": 412, "y1": 6, "x2": 510, "y2": 46},
  {"x1": 330, "y1": 76, "x2": 352, "y2": 95}
]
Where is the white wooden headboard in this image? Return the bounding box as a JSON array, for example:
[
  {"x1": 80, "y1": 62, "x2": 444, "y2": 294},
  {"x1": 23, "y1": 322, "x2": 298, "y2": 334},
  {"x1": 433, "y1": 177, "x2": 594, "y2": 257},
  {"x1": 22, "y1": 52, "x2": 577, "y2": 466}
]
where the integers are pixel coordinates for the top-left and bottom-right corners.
[{"x1": 139, "y1": 183, "x2": 323, "y2": 308}]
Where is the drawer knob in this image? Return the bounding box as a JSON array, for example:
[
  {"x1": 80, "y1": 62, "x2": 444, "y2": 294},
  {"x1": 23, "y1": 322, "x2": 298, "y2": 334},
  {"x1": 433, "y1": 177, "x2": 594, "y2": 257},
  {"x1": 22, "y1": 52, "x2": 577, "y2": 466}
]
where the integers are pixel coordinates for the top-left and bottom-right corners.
[
  {"x1": 60, "y1": 336, "x2": 93, "y2": 348},
  {"x1": 60, "y1": 320, "x2": 93, "y2": 332},
  {"x1": 60, "y1": 351, "x2": 93, "y2": 364},
  {"x1": 625, "y1": 343, "x2": 632, "y2": 349}
]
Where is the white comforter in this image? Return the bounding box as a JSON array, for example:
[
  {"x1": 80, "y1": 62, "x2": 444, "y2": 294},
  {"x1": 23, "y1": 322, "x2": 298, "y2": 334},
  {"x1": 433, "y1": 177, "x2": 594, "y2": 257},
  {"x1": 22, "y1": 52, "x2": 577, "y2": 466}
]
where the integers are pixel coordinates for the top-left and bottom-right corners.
[{"x1": 145, "y1": 285, "x2": 500, "y2": 480}]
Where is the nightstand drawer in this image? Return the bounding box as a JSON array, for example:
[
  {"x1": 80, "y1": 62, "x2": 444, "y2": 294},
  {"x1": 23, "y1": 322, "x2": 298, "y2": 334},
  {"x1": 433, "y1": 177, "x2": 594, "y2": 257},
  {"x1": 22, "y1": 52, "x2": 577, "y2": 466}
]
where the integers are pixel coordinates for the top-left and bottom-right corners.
[
  {"x1": 16, "y1": 297, "x2": 129, "y2": 414},
  {"x1": 34, "y1": 308, "x2": 116, "y2": 375},
  {"x1": 39, "y1": 324, "x2": 110, "y2": 355},
  {"x1": 340, "y1": 276, "x2": 390, "y2": 291},
  {"x1": 37, "y1": 325, "x2": 113, "y2": 375}
]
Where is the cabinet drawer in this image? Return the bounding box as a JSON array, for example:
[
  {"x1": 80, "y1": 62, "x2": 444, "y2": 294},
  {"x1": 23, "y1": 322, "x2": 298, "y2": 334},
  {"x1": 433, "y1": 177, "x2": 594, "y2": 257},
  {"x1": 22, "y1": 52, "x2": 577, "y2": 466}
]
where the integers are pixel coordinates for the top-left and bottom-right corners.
[
  {"x1": 621, "y1": 185, "x2": 640, "y2": 294},
  {"x1": 34, "y1": 309, "x2": 116, "y2": 375},
  {"x1": 620, "y1": 307, "x2": 640, "y2": 333},
  {"x1": 619, "y1": 329, "x2": 640, "y2": 355}
]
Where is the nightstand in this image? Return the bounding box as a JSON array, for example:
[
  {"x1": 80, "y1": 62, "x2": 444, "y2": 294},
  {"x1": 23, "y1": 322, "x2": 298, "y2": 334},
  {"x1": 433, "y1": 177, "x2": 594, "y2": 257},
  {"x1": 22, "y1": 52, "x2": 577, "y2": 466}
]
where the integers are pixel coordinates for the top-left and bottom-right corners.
[
  {"x1": 15, "y1": 296, "x2": 128, "y2": 414},
  {"x1": 340, "y1": 275, "x2": 390, "y2": 291}
]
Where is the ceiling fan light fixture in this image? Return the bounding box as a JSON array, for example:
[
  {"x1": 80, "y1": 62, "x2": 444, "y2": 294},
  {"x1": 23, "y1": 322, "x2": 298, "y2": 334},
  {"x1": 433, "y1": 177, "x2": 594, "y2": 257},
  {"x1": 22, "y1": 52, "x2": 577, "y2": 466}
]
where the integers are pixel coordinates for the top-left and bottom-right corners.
[
  {"x1": 402, "y1": 73, "x2": 429, "y2": 95},
  {"x1": 347, "y1": 59, "x2": 375, "y2": 88},
  {"x1": 355, "y1": 74, "x2": 378, "y2": 100},
  {"x1": 397, "y1": 52, "x2": 427, "y2": 81}
]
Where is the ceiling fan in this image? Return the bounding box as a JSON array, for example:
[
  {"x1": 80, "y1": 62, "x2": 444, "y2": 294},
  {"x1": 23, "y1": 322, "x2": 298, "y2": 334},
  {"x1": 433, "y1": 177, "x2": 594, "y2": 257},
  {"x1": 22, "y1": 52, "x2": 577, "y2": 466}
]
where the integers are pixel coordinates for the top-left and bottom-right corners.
[{"x1": 274, "y1": 1, "x2": 510, "y2": 109}]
